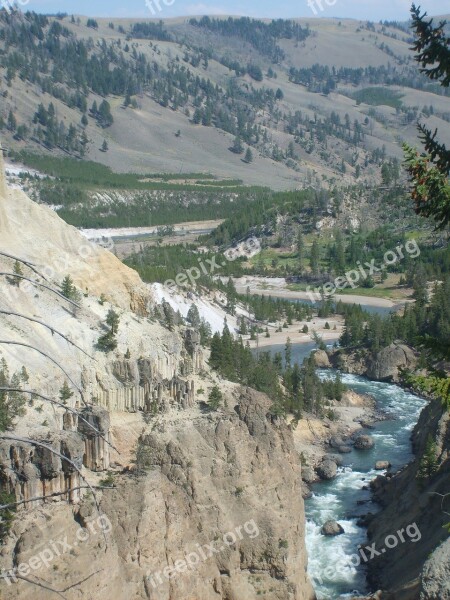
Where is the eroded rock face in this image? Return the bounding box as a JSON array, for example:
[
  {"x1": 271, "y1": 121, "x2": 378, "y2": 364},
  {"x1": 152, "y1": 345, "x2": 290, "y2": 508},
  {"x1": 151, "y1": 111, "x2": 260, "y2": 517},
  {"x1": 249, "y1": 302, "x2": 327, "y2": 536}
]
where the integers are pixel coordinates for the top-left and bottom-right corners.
[
  {"x1": 313, "y1": 350, "x2": 331, "y2": 368},
  {"x1": 330, "y1": 343, "x2": 417, "y2": 383},
  {"x1": 366, "y1": 343, "x2": 417, "y2": 383},
  {"x1": 0, "y1": 430, "x2": 85, "y2": 505},
  {"x1": 366, "y1": 398, "x2": 450, "y2": 597},
  {"x1": 420, "y1": 538, "x2": 450, "y2": 599},
  {"x1": 0, "y1": 388, "x2": 316, "y2": 600}
]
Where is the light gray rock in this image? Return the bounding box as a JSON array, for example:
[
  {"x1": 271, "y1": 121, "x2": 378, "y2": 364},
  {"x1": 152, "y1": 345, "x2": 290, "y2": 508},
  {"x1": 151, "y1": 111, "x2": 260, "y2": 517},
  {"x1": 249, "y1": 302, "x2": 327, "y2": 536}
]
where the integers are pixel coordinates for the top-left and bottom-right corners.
[
  {"x1": 313, "y1": 349, "x2": 331, "y2": 368},
  {"x1": 321, "y1": 520, "x2": 345, "y2": 536},
  {"x1": 366, "y1": 343, "x2": 417, "y2": 382},
  {"x1": 354, "y1": 434, "x2": 375, "y2": 450},
  {"x1": 324, "y1": 454, "x2": 344, "y2": 466},
  {"x1": 420, "y1": 538, "x2": 450, "y2": 599},
  {"x1": 316, "y1": 459, "x2": 338, "y2": 480},
  {"x1": 375, "y1": 461, "x2": 391, "y2": 470}
]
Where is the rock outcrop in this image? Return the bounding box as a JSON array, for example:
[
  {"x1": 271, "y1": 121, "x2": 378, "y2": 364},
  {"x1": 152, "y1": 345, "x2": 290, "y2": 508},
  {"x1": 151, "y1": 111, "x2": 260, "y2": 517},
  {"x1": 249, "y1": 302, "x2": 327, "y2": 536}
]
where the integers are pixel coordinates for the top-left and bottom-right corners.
[
  {"x1": 0, "y1": 388, "x2": 316, "y2": 600},
  {"x1": 330, "y1": 343, "x2": 417, "y2": 383},
  {"x1": 365, "y1": 398, "x2": 450, "y2": 598},
  {"x1": 0, "y1": 165, "x2": 315, "y2": 600}
]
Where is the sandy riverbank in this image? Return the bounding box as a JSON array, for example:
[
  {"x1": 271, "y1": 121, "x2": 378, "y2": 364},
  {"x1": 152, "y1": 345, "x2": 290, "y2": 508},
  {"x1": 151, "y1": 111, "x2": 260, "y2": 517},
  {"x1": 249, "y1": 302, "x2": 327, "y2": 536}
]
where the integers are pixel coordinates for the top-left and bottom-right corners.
[
  {"x1": 234, "y1": 276, "x2": 398, "y2": 308},
  {"x1": 246, "y1": 315, "x2": 344, "y2": 349}
]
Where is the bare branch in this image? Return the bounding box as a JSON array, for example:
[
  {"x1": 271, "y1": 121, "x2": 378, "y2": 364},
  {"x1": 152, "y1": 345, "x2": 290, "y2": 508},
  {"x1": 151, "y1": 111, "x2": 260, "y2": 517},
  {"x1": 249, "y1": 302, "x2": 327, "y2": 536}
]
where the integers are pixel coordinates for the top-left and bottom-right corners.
[
  {"x1": 0, "y1": 311, "x2": 95, "y2": 360},
  {"x1": 0, "y1": 272, "x2": 81, "y2": 309},
  {"x1": 0, "y1": 341, "x2": 86, "y2": 405},
  {"x1": 0, "y1": 569, "x2": 102, "y2": 599},
  {"x1": 0, "y1": 251, "x2": 50, "y2": 282},
  {"x1": 0, "y1": 486, "x2": 115, "y2": 510},
  {"x1": 0, "y1": 388, "x2": 118, "y2": 453}
]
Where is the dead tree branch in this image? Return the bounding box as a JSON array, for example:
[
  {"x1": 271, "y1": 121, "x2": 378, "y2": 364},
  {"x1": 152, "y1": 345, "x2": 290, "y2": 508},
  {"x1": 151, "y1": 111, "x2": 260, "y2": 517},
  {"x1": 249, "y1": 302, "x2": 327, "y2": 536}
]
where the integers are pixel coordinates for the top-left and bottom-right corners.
[
  {"x1": 0, "y1": 311, "x2": 95, "y2": 360},
  {"x1": 0, "y1": 388, "x2": 118, "y2": 453},
  {"x1": 0, "y1": 341, "x2": 86, "y2": 405},
  {"x1": 0, "y1": 251, "x2": 50, "y2": 282},
  {"x1": 0, "y1": 486, "x2": 115, "y2": 510},
  {"x1": 0, "y1": 569, "x2": 102, "y2": 599},
  {"x1": 0, "y1": 272, "x2": 81, "y2": 309}
]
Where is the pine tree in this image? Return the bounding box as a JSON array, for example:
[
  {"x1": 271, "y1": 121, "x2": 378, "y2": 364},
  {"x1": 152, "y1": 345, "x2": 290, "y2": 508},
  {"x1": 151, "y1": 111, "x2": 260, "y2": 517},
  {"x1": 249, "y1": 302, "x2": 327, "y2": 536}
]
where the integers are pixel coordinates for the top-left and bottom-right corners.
[
  {"x1": 187, "y1": 304, "x2": 201, "y2": 328},
  {"x1": 403, "y1": 5, "x2": 450, "y2": 229},
  {"x1": 310, "y1": 240, "x2": 320, "y2": 276},
  {"x1": 207, "y1": 385, "x2": 223, "y2": 411},
  {"x1": 232, "y1": 136, "x2": 244, "y2": 154},
  {"x1": 297, "y1": 231, "x2": 304, "y2": 273},
  {"x1": 59, "y1": 381, "x2": 74, "y2": 405},
  {"x1": 417, "y1": 435, "x2": 439, "y2": 481},
  {"x1": 285, "y1": 337, "x2": 292, "y2": 368},
  {"x1": 11, "y1": 261, "x2": 23, "y2": 286},
  {"x1": 101, "y1": 139, "x2": 109, "y2": 152},
  {"x1": 106, "y1": 309, "x2": 120, "y2": 335},
  {"x1": 244, "y1": 147, "x2": 253, "y2": 163},
  {"x1": 61, "y1": 275, "x2": 76, "y2": 300}
]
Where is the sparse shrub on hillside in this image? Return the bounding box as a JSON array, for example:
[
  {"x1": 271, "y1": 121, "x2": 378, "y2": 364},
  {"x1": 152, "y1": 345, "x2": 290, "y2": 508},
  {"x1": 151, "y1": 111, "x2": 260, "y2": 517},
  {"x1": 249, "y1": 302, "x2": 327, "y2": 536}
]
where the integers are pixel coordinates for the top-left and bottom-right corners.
[
  {"x1": 0, "y1": 359, "x2": 27, "y2": 432},
  {"x1": 207, "y1": 386, "x2": 223, "y2": 411}
]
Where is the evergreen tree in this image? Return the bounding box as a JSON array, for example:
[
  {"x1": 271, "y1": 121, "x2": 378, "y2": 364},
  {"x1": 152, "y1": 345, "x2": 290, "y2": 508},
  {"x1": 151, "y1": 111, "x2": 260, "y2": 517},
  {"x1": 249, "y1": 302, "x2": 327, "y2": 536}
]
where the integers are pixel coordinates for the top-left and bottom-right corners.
[
  {"x1": 59, "y1": 381, "x2": 74, "y2": 405},
  {"x1": 417, "y1": 435, "x2": 439, "y2": 481},
  {"x1": 403, "y1": 5, "x2": 450, "y2": 229},
  {"x1": 61, "y1": 275, "x2": 77, "y2": 300},
  {"x1": 310, "y1": 240, "x2": 320, "y2": 276},
  {"x1": 207, "y1": 385, "x2": 223, "y2": 411},
  {"x1": 187, "y1": 303, "x2": 201, "y2": 328},
  {"x1": 244, "y1": 147, "x2": 253, "y2": 163},
  {"x1": 231, "y1": 136, "x2": 244, "y2": 154},
  {"x1": 106, "y1": 309, "x2": 120, "y2": 335},
  {"x1": 285, "y1": 337, "x2": 292, "y2": 368}
]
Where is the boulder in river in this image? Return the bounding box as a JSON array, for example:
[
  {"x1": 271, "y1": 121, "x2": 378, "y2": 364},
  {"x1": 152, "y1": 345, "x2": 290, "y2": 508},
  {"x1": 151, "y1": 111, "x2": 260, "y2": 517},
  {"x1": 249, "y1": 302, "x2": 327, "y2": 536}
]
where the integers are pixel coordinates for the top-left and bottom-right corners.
[
  {"x1": 313, "y1": 349, "x2": 331, "y2": 368},
  {"x1": 324, "y1": 453, "x2": 344, "y2": 466},
  {"x1": 316, "y1": 459, "x2": 338, "y2": 480},
  {"x1": 375, "y1": 461, "x2": 391, "y2": 470},
  {"x1": 321, "y1": 520, "x2": 345, "y2": 536},
  {"x1": 337, "y1": 445, "x2": 353, "y2": 454},
  {"x1": 354, "y1": 434, "x2": 375, "y2": 450}
]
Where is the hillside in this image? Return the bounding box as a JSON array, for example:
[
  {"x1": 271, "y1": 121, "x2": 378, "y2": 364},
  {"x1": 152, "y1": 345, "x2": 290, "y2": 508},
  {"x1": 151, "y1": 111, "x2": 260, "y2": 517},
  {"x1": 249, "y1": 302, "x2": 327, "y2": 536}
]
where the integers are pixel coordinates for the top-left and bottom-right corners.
[{"x1": 1, "y1": 10, "x2": 450, "y2": 190}]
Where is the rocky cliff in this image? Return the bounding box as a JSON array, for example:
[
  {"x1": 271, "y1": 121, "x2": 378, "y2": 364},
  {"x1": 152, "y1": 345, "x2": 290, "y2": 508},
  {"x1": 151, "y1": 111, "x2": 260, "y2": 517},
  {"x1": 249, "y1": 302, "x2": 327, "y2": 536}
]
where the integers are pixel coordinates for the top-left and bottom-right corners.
[
  {"x1": 366, "y1": 397, "x2": 450, "y2": 599},
  {"x1": 0, "y1": 155, "x2": 315, "y2": 600},
  {"x1": 330, "y1": 342, "x2": 418, "y2": 383}
]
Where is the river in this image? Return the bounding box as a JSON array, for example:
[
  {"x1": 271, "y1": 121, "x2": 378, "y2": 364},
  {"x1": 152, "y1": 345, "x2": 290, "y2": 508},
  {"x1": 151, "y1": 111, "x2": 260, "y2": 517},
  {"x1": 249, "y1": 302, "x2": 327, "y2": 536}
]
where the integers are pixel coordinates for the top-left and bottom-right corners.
[{"x1": 261, "y1": 343, "x2": 427, "y2": 599}]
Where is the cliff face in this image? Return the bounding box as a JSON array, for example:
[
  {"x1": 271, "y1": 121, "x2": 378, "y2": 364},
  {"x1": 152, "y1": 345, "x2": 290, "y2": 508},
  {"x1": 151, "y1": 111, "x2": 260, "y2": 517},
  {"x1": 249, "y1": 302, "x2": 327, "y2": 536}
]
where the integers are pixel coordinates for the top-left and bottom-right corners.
[
  {"x1": 330, "y1": 343, "x2": 417, "y2": 383},
  {"x1": 0, "y1": 388, "x2": 315, "y2": 600},
  {"x1": 366, "y1": 398, "x2": 450, "y2": 599},
  {"x1": 0, "y1": 161, "x2": 314, "y2": 599}
]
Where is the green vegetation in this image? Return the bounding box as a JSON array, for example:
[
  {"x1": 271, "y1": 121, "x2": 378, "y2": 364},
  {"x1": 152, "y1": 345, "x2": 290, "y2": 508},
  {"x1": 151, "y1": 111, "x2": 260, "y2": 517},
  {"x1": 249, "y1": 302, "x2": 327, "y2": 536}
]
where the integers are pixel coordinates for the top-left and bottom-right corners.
[
  {"x1": 417, "y1": 435, "x2": 439, "y2": 481},
  {"x1": 97, "y1": 309, "x2": 120, "y2": 352},
  {"x1": 208, "y1": 321, "x2": 346, "y2": 419},
  {"x1": 189, "y1": 16, "x2": 310, "y2": 62},
  {"x1": 353, "y1": 87, "x2": 404, "y2": 109},
  {"x1": 403, "y1": 5, "x2": 450, "y2": 229},
  {"x1": 207, "y1": 386, "x2": 223, "y2": 411},
  {"x1": 0, "y1": 359, "x2": 27, "y2": 432},
  {"x1": 0, "y1": 491, "x2": 16, "y2": 541}
]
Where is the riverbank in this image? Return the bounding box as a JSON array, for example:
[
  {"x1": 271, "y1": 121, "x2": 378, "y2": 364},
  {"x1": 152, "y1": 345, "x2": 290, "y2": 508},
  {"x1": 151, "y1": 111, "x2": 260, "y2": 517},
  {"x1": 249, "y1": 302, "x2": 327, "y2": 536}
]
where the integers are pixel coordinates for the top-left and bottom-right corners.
[
  {"x1": 246, "y1": 315, "x2": 344, "y2": 349},
  {"x1": 233, "y1": 276, "x2": 400, "y2": 308}
]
